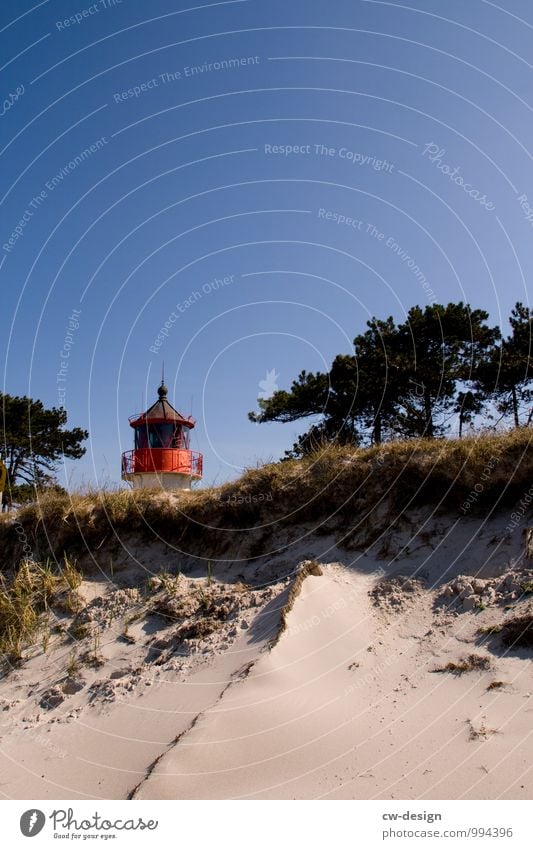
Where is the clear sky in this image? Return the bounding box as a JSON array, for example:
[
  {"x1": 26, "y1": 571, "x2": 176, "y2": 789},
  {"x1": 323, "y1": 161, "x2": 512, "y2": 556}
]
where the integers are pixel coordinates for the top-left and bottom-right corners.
[{"x1": 1, "y1": 0, "x2": 532, "y2": 488}]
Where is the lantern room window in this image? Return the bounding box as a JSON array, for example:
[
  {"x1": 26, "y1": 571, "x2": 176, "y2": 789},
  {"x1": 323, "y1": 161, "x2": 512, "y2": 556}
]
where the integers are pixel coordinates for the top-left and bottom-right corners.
[{"x1": 134, "y1": 423, "x2": 190, "y2": 450}]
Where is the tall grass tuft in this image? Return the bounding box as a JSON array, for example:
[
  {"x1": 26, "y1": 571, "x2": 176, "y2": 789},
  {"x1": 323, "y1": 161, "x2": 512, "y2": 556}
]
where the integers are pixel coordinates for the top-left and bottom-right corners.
[{"x1": 0, "y1": 558, "x2": 83, "y2": 669}]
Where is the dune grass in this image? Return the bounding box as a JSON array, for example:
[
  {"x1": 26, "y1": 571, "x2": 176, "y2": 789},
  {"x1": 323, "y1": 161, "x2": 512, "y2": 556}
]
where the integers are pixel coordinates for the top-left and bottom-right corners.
[
  {"x1": 0, "y1": 556, "x2": 83, "y2": 668},
  {"x1": 0, "y1": 428, "x2": 531, "y2": 673},
  {"x1": 0, "y1": 427, "x2": 532, "y2": 567}
]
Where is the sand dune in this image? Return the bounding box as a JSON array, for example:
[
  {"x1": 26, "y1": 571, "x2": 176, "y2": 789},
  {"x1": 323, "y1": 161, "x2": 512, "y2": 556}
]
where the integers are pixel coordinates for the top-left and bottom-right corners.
[
  {"x1": 135, "y1": 561, "x2": 532, "y2": 800},
  {"x1": 1, "y1": 513, "x2": 532, "y2": 800},
  {"x1": 0, "y1": 574, "x2": 286, "y2": 799}
]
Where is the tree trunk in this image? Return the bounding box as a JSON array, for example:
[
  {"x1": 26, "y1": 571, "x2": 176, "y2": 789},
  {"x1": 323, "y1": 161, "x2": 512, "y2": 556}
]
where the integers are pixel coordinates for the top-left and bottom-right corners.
[
  {"x1": 373, "y1": 411, "x2": 382, "y2": 445},
  {"x1": 511, "y1": 385, "x2": 519, "y2": 427},
  {"x1": 2, "y1": 475, "x2": 12, "y2": 511},
  {"x1": 424, "y1": 388, "x2": 434, "y2": 438},
  {"x1": 3, "y1": 453, "x2": 21, "y2": 511}
]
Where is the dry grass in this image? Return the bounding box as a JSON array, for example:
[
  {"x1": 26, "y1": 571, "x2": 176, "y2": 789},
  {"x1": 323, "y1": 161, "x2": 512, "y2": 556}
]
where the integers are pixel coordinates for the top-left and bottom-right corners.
[
  {"x1": 468, "y1": 719, "x2": 498, "y2": 741},
  {"x1": 478, "y1": 624, "x2": 503, "y2": 636},
  {"x1": 0, "y1": 428, "x2": 532, "y2": 566},
  {"x1": 82, "y1": 628, "x2": 104, "y2": 668},
  {"x1": 274, "y1": 560, "x2": 323, "y2": 643},
  {"x1": 432, "y1": 654, "x2": 492, "y2": 675},
  {"x1": 0, "y1": 557, "x2": 83, "y2": 668},
  {"x1": 66, "y1": 650, "x2": 80, "y2": 678}
]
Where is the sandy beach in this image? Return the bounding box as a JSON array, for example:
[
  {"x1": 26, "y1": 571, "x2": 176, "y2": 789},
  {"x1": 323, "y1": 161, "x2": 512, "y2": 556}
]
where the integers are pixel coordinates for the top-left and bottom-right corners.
[{"x1": 1, "y1": 510, "x2": 531, "y2": 800}]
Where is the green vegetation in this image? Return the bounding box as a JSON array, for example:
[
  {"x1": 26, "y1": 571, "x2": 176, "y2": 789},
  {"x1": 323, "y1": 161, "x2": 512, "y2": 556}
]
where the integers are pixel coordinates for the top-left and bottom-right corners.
[
  {"x1": 250, "y1": 301, "x2": 532, "y2": 456},
  {"x1": 0, "y1": 391, "x2": 87, "y2": 510}
]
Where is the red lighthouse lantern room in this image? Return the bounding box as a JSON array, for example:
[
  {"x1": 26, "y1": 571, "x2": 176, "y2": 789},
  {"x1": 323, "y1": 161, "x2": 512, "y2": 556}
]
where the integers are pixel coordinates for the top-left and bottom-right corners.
[{"x1": 121, "y1": 382, "x2": 203, "y2": 490}]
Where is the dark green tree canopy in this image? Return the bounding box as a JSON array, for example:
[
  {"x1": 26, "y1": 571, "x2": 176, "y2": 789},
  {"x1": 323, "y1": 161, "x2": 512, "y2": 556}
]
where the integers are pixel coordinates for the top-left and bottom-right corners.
[
  {"x1": 476, "y1": 302, "x2": 533, "y2": 427},
  {"x1": 392, "y1": 302, "x2": 500, "y2": 438},
  {"x1": 1, "y1": 392, "x2": 88, "y2": 508},
  {"x1": 249, "y1": 370, "x2": 329, "y2": 424},
  {"x1": 249, "y1": 301, "x2": 525, "y2": 457}
]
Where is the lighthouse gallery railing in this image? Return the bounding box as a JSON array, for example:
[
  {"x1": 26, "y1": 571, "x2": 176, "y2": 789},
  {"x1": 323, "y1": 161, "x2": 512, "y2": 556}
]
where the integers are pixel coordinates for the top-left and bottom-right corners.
[{"x1": 121, "y1": 448, "x2": 203, "y2": 478}]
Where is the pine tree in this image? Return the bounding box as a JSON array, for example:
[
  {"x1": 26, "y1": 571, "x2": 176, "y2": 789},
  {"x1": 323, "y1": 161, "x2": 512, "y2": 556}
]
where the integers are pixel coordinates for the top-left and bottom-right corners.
[
  {"x1": 476, "y1": 302, "x2": 533, "y2": 427},
  {"x1": 249, "y1": 302, "x2": 500, "y2": 456},
  {"x1": 1, "y1": 393, "x2": 88, "y2": 509}
]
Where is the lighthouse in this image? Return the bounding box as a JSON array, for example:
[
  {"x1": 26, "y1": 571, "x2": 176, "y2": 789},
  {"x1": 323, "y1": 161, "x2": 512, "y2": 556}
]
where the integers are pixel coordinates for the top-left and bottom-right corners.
[{"x1": 121, "y1": 381, "x2": 202, "y2": 490}]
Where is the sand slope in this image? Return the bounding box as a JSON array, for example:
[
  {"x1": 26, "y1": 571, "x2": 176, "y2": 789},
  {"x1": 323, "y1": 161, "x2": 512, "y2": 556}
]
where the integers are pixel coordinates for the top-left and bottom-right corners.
[
  {"x1": 135, "y1": 564, "x2": 532, "y2": 800},
  {"x1": 1, "y1": 512, "x2": 532, "y2": 800},
  {"x1": 0, "y1": 576, "x2": 286, "y2": 799}
]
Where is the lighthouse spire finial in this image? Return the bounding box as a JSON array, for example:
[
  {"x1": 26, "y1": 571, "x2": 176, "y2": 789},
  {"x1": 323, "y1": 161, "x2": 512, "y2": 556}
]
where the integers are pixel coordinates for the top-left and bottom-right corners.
[{"x1": 158, "y1": 361, "x2": 168, "y2": 399}]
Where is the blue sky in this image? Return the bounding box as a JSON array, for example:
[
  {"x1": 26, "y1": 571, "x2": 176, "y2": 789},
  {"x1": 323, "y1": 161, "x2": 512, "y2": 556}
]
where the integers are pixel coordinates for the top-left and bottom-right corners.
[{"x1": 1, "y1": 0, "x2": 532, "y2": 487}]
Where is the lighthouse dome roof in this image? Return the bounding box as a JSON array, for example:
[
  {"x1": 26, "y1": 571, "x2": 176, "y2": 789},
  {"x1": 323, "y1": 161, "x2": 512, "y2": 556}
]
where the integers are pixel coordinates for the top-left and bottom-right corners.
[{"x1": 129, "y1": 383, "x2": 196, "y2": 428}]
